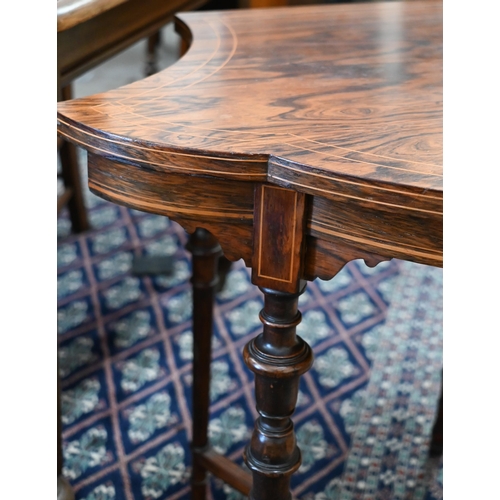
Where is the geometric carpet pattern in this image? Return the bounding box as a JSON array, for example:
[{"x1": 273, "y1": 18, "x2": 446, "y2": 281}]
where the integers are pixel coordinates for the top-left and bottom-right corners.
[{"x1": 58, "y1": 173, "x2": 443, "y2": 500}]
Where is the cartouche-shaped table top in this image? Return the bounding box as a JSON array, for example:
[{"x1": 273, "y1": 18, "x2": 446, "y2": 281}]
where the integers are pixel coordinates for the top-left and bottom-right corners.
[{"x1": 57, "y1": 1, "x2": 442, "y2": 265}]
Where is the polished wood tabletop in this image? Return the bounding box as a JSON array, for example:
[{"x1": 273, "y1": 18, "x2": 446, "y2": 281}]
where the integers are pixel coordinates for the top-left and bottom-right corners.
[{"x1": 57, "y1": 3, "x2": 442, "y2": 498}]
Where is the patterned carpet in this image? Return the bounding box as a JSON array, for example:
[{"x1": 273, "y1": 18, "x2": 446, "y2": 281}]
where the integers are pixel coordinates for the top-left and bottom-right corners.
[{"x1": 57, "y1": 164, "x2": 443, "y2": 500}]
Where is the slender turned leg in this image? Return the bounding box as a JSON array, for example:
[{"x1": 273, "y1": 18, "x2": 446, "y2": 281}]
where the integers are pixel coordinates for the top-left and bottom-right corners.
[
  {"x1": 243, "y1": 284, "x2": 314, "y2": 500},
  {"x1": 216, "y1": 255, "x2": 233, "y2": 293},
  {"x1": 429, "y1": 374, "x2": 443, "y2": 457},
  {"x1": 59, "y1": 84, "x2": 90, "y2": 233},
  {"x1": 180, "y1": 37, "x2": 189, "y2": 58},
  {"x1": 145, "y1": 31, "x2": 161, "y2": 76},
  {"x1": 186, "y1": 228, "x2": 222, "y2": 500}
]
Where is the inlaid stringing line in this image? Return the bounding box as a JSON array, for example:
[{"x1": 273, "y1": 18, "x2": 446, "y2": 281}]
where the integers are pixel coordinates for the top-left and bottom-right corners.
[
  {"x1": 118, "y1": 19, "x2": 223, "y2": 102},
  {"x1": 103, "y1": 105, "x2": 268, "y2": 138},
  {"x1": 57, "y1": 121, "x2": 269, "y2": 168},
  {"x1": 77, "y1": 105, "x2": 441, "y2": 178},
  {"x1": 311, "y1": 219, "x2": 442, "y2": 255},
  {"x1": 270, "y1": 175, "x2": 442, "y2": 215},
  {"x1": 290, "y1": 191, "x2": 298, "y2": 283},
  {"x1": 310, "y1": 220, "x2": 442, "y2": 260},
  {"x1": 257, "y1": 185, "x2": 296, "y2": 283},
  {"x1": 58, "y1": 122, "x2": 440, "y2": 210},
  {"x1": 57, "y1": 117, "x2": 268, "y2": 162},
  {"x1": 180, "y1": 19, "x2": 238, "y2": 90},
  {"x1": 90, "y1": 100, "x2": 441, "y2": 176},
  {"x1": 111, "y1": 17, "x2": 236, "y2": 111},
  {"x1": 96, "y1": 107, "x2": 275, "y2": 148},
  {"x1": 288, "y1": 133, "x2": 441, "y2": 169},
  {"x1": 87, "y1": 99, "x2": 442, "y2": 144},
  {"x1": 283, "y1": 140, "x2": 442, "y2": 178},
  {"x1": 81, "y1": 19, "x2": 442, "y2": 167},
  {"x1": 89, "y1": 183, "x2": 254, "y2": 219},
  {"x1": 271, "y1": 162, "x2": 442, "y2": 200},
  {"x1": 257, "y1": 185, "x2": 265, "y2": 278},
  {"x1": 62, "y1": 104, "x2": 442, "y2": 181}
]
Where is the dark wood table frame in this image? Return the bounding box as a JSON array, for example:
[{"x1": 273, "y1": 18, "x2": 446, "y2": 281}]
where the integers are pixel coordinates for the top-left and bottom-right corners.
[{"x1": 57, "y1": 3, "x2": 443, "y2": 499}]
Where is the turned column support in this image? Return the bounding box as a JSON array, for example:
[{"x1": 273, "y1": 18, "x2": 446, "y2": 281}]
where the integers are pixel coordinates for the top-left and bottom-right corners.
[
  {"x1": 186, "y1": 228, "x2": 222, "y2": 500},
  {"x1": 243, "y1": 284, "x2": 313, "y2": 500}
]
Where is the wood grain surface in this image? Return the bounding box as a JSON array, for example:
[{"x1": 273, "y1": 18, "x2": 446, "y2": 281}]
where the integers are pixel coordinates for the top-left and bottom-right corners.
[{"x1": 57, "y1": 2, "x2": 443, "y2": 269}]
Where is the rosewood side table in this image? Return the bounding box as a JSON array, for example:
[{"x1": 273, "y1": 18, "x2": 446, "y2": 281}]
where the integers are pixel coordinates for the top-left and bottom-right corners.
[{"x1": 57, "y1": 3, "x2": 443, "y2": 499}]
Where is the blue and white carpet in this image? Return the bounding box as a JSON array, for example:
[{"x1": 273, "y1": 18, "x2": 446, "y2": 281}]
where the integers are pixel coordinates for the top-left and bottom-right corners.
[{"x1": 57, "y1": 175, "x2": 443, "y2": 500}]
